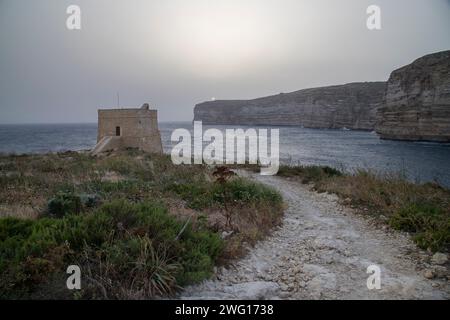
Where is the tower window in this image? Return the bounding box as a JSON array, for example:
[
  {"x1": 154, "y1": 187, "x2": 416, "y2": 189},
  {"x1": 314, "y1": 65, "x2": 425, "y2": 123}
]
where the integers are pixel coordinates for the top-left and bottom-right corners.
[{"x1": 116, "y1": 126, "x2": 121, "y2": 136}]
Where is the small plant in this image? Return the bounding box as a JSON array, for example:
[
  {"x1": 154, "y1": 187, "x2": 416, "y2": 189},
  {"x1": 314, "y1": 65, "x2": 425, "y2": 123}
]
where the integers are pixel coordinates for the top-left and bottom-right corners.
[
  {"x1": 277, "y1": 165, "x2": 342, "y2": 183},
  {"x1": 213, "y1": 166, "x2": 236, "y2": 228},
  {"x1": 79, "y1": 193, "x2": 100, "y2": 208},
  {"x1": 322, "y1": 166, "x2": 342, "y2": 177},
  {"x1": 213, "y1": 166, "x2": 236, "y2": 184},
  {"x1": 47, "y1": 192, "x2": 82, "y2": 217},
  {"x1": 389, "y1": 203, "x2": 450, "y2": 252}
]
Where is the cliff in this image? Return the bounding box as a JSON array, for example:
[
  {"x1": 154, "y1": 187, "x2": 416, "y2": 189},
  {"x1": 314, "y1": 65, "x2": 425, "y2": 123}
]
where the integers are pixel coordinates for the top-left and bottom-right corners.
[
  {"x1": 194, "y1": 82, "x2": 386, "y2": 130},
  {"x1": 376, "y1": 50, "x2": 450, "y2": 142}
]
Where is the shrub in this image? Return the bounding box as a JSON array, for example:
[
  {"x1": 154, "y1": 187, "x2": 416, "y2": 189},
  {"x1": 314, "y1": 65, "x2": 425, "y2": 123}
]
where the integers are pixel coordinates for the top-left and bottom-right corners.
[
  {"x1": 213, "y1": 178, "x2": 282, "y2": 205},
  {"x1": 277, "y1": 165, "x2": 342, "y2": 183},
  {"x1": 176, "y1": 228, "x2": 224, "y2": 285},
  {"x1": 0, "y1": 200, "x2": 224, "y2": 299},
  {"x1": 47, "y1": 192, "x2": 82, "y2": 217},
  {"x1": 322, "y1": 166, "x2": 342, "y2": 177},
  {"x1": 170, "y1": 178, "x2": 282, "y2": 210},
  {"x1": 79, "y1": 193, "x2": 100, "y2": 208},
  {"x1": 168, "y1": 183, "x2": 212, "y2": 210},
  {"x1": 389, "y1": 203, "x2": 450, "y2": 252}
]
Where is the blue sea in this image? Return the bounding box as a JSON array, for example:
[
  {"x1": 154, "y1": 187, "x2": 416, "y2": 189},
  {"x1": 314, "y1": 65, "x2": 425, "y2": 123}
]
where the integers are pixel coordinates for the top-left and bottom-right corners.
[{"x1": 1, "y1": 122, "x2": 450, "y2": 187}]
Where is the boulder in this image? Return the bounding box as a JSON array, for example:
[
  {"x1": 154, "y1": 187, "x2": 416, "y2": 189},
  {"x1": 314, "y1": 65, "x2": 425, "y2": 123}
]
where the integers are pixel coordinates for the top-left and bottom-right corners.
[{"x1": 431, "y1": 252, "x2": 448, "y2": 265}]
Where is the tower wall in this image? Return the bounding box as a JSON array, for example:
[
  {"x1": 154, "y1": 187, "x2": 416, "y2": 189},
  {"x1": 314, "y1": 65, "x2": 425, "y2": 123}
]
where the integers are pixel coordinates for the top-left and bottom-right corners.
[{"x1": 94, "y1": 107, "x2": 162, "y2": 154}]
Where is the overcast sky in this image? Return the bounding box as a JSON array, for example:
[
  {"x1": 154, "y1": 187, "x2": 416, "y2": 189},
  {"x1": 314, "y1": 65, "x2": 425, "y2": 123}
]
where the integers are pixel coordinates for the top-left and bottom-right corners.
[{"x1": 0, "y1": 0, "x2": 449, "y2": 124}]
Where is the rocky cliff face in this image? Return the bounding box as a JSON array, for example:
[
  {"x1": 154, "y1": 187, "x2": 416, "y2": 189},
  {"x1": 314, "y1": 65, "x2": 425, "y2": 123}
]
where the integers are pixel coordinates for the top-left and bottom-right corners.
[
  {"x1": 376, "y1": 51, "x2": 450, "y2": 142},
  {"x1": 194, "y1": 82, "x2": 386, "y2": 130}
]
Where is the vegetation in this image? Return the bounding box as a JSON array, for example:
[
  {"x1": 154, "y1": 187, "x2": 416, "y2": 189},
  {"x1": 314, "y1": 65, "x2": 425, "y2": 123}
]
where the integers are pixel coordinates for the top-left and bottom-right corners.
[
  {"x1": 0, "y1": 200, "x2": 222, "y2": 299},
  {"x1": 277, "y1": 165, "x2": 450, "y2": 252},
  {"x1": 0, "y1": 151, "x2": 283, "y2": 299},
  {"x1": 277, "y1": 165, "x2": 342, "y2": 183}
]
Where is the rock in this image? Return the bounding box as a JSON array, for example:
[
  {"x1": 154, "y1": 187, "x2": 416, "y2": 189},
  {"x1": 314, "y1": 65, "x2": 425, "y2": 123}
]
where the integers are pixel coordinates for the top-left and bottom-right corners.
[
  {"x1": 221, "y1": 230, "x2": 234, "y2": 239},
  {"x1": 376, "y1": 50, "x2": 450, "y2": 142},
  {"x1": 344, "y1": 198, "x2": 352, "y2": 204},
  {"x1": 194, "y1": 82, "x2": 386, "y2": 130},
  {"x1": 424, "y1": 269, "x2": 435, "y2": 279},
  {"x1": 432, "y1": 266, "x2": 448, "y2": 279},
  {"x1": 431, "y1": 252, "x2": 448, "y2": 265},
  {"x1": 292, "y1": 266, "x2": 301, "y2": 274}
]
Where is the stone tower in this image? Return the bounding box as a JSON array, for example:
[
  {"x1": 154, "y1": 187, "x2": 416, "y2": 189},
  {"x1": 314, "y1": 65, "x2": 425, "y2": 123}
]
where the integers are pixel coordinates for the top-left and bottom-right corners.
[{"x1": 91, "y1": 103, "x2": 163, "y2": 155}]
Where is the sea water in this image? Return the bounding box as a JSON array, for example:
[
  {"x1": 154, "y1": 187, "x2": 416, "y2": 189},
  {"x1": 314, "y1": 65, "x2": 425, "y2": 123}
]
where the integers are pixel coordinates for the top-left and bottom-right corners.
[{"x1": 1, "y1": 122, "x2": 449, "y2": 187}]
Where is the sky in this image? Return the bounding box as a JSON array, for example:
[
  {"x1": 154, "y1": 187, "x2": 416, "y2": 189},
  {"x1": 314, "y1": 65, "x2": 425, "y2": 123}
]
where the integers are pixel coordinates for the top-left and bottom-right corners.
[{"x1": 0, "y1": 0, "x2": 449, "y2": 124}]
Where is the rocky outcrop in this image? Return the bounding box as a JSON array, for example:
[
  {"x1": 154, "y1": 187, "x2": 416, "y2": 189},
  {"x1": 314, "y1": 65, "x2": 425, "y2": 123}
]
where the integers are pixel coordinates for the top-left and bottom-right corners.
[
  {"x1": 194, "y1": 82, "x2": 386, "y2": 130},
  {"x1": 376, "y1": 51, "x2": 450, "y2": 142}
]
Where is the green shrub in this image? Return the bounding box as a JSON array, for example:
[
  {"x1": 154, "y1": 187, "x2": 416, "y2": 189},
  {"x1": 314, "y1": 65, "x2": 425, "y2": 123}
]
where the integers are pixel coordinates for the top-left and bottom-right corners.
[
  {"x1": 79, "y1": 193, "x2": 100, "y2": 208},
  {"x1": 177, "y1": 228, "x2": 224, "y2": 285},
  {"x1": 322, "y1": 166, "x2": 343, "y2": 177},
  {"x1": 0, "y1": 218, "x2": 34, "y2": 241},
  {"x1": 47, "y1": 192, "x2": 82, "y2": 217},
  {"x1": 389, "y1": 203, "x2": 450, "y2": 252},
  {"x1": 168, "y1": 183, "x2": 212, "y2": 210},
  {"x1": 170, "y1": 178, "x2": 282, "y2": 210},
  {"x1": 277, "y1": 165, "x2": 342, "y2": 183},
  {"x1": 0, "y1": 200, "x2": 224, "y2": 299}
]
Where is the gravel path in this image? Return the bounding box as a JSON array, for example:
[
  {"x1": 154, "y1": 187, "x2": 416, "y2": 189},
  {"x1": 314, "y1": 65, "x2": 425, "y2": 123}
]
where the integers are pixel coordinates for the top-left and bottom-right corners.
[{"x1": 180, "y1": 173, "x2": 449, "y2": 300}]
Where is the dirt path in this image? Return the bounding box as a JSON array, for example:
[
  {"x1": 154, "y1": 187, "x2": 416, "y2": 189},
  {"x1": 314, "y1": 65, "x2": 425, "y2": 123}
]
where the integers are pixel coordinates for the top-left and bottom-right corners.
[{"x1": 181, "y1": 173, "x2": 449, "y2": 300}]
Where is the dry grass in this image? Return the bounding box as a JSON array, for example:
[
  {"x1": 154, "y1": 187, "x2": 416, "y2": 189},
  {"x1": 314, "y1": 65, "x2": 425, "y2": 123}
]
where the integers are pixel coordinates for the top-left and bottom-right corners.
[
  {"x1": 315, "y1": 170, "x2": 450, "y2": 217},
  {"x1": 0, "y1": 204, "x2": 40, "y2": 219}
]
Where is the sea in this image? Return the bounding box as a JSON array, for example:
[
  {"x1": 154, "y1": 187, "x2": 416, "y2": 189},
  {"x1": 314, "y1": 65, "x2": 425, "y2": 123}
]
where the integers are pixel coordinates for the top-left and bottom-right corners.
[{"x1": 1, "y1": 122, "x2": 450, "y2": 187}]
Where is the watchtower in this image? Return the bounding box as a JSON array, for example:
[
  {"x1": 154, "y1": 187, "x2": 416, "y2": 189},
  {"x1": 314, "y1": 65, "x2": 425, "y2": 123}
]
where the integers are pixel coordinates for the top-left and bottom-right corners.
[{"x1": 92, "y1": 103, "x2": 163, "y2": 155}]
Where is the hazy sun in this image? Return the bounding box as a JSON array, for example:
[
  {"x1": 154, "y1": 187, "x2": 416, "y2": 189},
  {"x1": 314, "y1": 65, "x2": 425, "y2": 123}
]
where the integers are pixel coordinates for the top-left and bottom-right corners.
[{"x1": 159, "y1": 2, "x2": 282, "y2": 77}]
